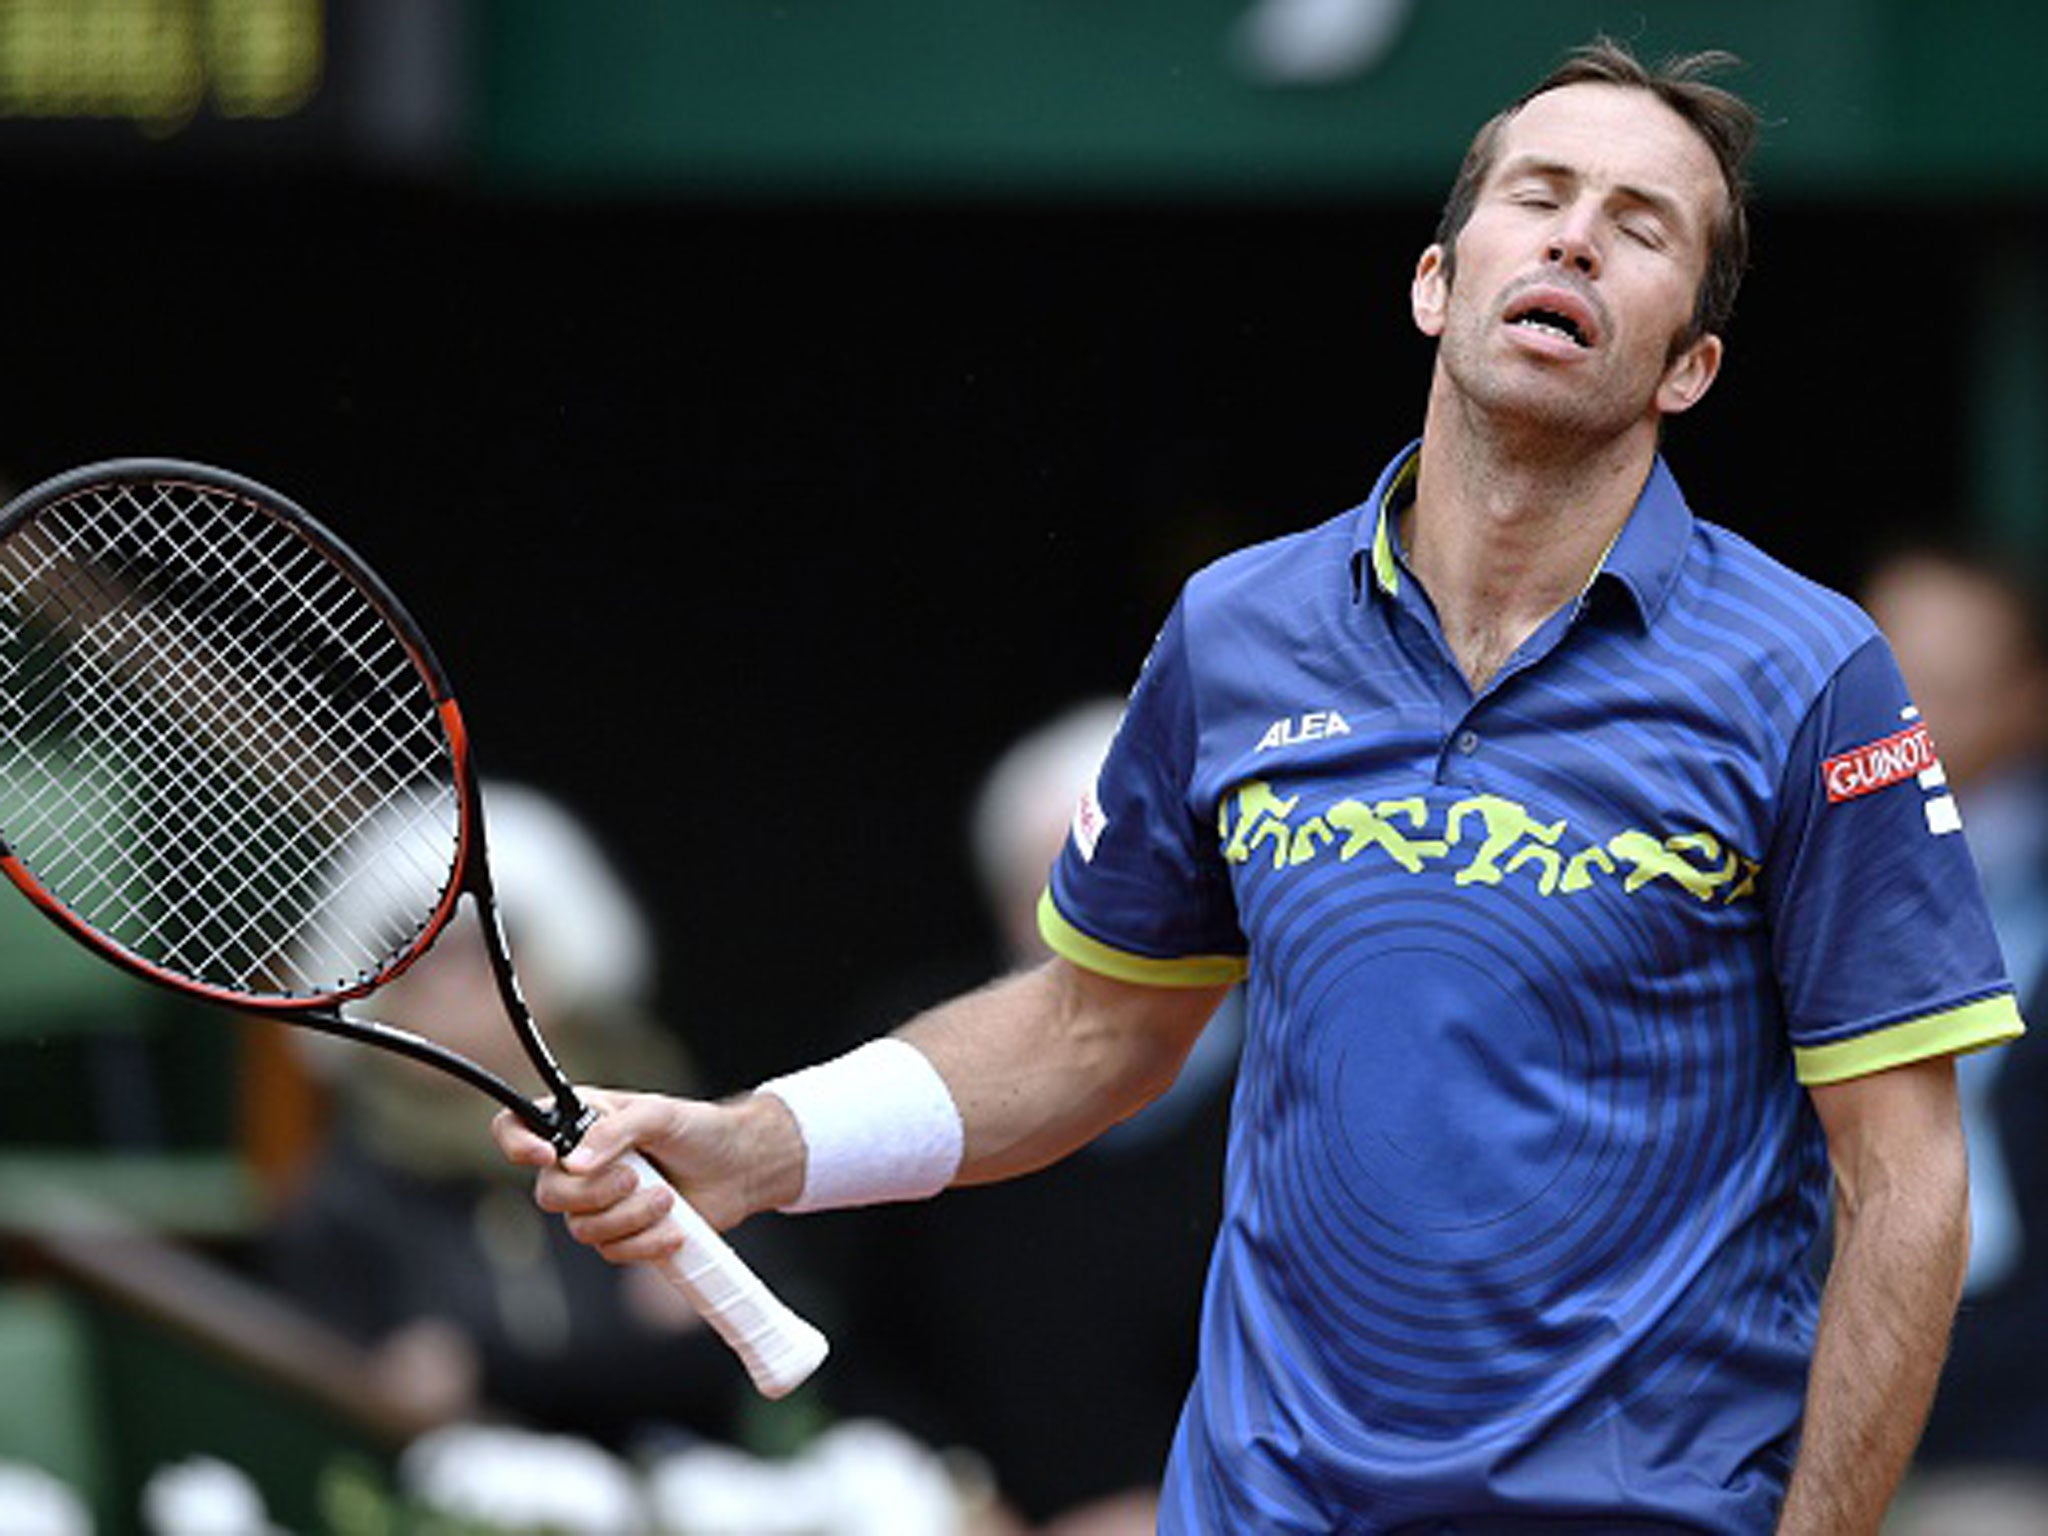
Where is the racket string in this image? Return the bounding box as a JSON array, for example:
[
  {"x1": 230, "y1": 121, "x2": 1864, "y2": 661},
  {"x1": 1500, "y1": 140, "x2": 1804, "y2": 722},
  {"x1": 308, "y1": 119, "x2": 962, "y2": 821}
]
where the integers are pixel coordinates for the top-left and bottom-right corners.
[
  {"x1": 0, "y1": 479, "x2": 464, "y2": 997},
  {"x1": 18, "y1": 533, "x2": 420, "y2": 965},
  {"x1": 93, "y1": 487, "x2": 416, "y2": 805},
  {"x1": 147, "y1": 482, "x2": 403, "y2": 696}
]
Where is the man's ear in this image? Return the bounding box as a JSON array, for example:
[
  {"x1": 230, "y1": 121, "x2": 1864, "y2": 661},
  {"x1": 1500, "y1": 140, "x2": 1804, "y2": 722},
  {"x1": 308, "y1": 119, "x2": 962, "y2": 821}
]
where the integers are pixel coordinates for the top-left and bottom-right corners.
[
  {"x1": 1656, "y1": 331, "x2": 1724, "y2": 416},
  {"x1": 1412, "y1": 244, "x2": 1450, "y2": 338}
]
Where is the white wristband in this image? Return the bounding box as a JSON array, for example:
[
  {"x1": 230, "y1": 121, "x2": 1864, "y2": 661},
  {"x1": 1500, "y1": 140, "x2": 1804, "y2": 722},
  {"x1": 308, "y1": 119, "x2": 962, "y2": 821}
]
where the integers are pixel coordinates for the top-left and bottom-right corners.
[{"x1": 756, "y1": 1038, "x2": 965, "y2": 1212}]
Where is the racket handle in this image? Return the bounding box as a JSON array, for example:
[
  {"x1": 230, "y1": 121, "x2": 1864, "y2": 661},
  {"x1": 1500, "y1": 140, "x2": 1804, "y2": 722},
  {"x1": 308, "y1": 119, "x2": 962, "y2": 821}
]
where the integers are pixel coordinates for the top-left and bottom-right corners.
[{"x1": 618, "y1": 1150, "x2": 830, "y2": 1399}]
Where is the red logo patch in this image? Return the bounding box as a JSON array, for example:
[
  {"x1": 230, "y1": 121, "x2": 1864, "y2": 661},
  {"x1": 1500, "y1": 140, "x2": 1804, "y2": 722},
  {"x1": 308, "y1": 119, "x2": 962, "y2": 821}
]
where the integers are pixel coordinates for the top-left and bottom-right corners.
[
  {"x1": 1071, "y1": 785, "x2": 1109, "y2": 862},
  {"x1": 1823, "y1": 722, "x2": 1938, "y2": 804}
]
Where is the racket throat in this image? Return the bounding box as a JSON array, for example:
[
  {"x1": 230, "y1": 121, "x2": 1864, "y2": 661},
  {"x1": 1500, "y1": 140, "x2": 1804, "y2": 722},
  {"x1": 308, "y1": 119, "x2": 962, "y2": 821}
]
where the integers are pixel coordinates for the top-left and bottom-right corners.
[
  {"x1": 547, "y1": 1094, "x2": 600, "y2": 1157},
  {"x1": 280, "y1": 1006, "x2": 589, "y2": 1155}
]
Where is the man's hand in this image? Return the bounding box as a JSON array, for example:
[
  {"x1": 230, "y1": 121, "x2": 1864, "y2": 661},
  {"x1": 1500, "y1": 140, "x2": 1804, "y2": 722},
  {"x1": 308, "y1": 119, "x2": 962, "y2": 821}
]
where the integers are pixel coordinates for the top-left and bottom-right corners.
[{"x1": 491, "y1": 1087, "x2": 806, "y2": 1262}]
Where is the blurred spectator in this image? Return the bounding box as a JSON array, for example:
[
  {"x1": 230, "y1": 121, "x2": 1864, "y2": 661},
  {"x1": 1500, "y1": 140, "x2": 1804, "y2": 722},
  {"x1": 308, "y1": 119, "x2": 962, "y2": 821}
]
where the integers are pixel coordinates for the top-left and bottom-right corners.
[
  {"x1": 1231, "y1": 0, "x2": 1415, "y2": 86},
  {"x1": 396, "y1": 1417, "x2": 999, "y2": 1536},
  {"x1": 0, "y1": 1461, "x2": 90, "y2": 1536},
  {"x1": 820, "y1": 701, "x2": 1241, "y2": 1534},
  {"x1": 258, "y1": 782, "x2": 772, "y2": 1450},
  {"x1": 399, "y1": 1427, "x2": 644, "y2": 1536},
  {"x1": 141, "y1": 1456, "x2": 276, "y2": 1536},
  {"x1": 1863, "y1": 547, "x2": 2048, "y2": 1534},
  {"x1": 0, "y1": 460, "x2": 236, "y2": 1173}
]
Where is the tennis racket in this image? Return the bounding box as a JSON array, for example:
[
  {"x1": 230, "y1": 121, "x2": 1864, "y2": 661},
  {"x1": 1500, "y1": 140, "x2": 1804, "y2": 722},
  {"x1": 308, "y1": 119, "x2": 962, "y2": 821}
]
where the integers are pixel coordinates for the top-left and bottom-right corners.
[{"x1": 0, "y1": 459, "x2": 828, "y2": 1399}]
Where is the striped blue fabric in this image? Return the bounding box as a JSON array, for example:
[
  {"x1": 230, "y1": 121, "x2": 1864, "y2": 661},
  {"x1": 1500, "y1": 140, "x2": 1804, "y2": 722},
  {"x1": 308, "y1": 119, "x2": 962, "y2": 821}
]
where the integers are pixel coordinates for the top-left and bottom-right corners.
[{"x1": 1044, "y1": 440, "x2": 2020, "y2": 1533}]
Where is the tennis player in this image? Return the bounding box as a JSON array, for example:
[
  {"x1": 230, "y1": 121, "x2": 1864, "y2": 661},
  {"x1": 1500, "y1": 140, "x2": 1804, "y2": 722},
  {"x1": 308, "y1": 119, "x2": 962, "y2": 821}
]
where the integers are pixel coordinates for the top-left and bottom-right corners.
[{"x1": 497, "y1": 39, "x2": 2024, "y2": 1534}]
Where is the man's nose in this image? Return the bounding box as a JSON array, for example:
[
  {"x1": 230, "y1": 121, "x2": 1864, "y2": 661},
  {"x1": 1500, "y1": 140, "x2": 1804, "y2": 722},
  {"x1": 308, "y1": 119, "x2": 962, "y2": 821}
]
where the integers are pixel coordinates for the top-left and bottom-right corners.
[{"x1": 1545, "y1": 210, "x2": 1601, "y2": 277}]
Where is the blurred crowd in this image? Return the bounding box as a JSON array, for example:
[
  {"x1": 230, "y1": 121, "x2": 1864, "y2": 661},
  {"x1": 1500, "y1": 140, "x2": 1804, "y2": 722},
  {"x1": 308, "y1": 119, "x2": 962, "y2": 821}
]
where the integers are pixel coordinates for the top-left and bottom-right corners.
[
  {"x1": 7, "y1": 542, "x2": 2048, "y2": 1533},
  {"x1": 0, "y1": 693, "x2": 1226, "y2": 1533},
  {"x1": 1862, "y1": 546, "x2": 2048, "y2": 1536}
]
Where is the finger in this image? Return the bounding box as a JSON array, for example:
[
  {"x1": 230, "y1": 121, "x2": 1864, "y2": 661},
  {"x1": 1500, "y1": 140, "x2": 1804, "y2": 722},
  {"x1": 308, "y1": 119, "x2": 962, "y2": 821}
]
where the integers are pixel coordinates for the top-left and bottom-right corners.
[
  {"x1": 592, "y1": 1226, "x2": 688, "y2": 1267},
  {"x1": 564, "y1": 1183, "x2": 682, "y2": 1260},
  {"x1": 532, "y1": 1159, "x2": 641, "y2": 1217},
  {"x1": 559, "y1": 1091, "x2": 678, "y2": 1175},
  {"x1": 491, "y1": 1107, "x2": 558, "y2": 1168}
]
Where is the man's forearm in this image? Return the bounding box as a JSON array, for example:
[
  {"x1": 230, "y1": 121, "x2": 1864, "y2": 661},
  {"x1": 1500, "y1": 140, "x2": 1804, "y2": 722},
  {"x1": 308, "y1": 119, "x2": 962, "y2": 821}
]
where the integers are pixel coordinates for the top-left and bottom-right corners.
[
  {"x1": 727, "y1": 959, "x2": 1224, "y2": 1221},
  {"x1": 1774, "y1": 1170, "x2": 1966, "y2": 1534},
  {"x1": 899, "y1": 958, "x2": 1227, "y2": 1185}
]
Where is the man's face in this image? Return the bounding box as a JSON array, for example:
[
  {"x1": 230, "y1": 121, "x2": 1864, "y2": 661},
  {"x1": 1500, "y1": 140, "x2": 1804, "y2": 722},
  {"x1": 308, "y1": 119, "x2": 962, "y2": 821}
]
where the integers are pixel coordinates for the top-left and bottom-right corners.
[
  {"x1": 1864, "y1": 557, "x2": 2046, "y2": 792},
  {"x1": 1413, "y1": 83, "x2": 1727, "y2": 441}
]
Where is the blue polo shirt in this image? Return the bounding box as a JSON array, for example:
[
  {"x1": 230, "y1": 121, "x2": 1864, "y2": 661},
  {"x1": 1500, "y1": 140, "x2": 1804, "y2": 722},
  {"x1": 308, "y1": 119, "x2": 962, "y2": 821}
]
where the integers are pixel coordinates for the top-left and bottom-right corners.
[{"x1": 1040, "y1": 442, "x2": 2023, "y2": 1534}]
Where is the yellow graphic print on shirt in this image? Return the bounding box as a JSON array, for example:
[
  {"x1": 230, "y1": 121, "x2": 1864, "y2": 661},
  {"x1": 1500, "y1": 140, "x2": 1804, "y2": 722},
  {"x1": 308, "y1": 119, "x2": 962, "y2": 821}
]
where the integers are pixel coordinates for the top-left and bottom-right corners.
[{"x1": 1219, "y1": 781, "x2": 1759, "y2": 904}]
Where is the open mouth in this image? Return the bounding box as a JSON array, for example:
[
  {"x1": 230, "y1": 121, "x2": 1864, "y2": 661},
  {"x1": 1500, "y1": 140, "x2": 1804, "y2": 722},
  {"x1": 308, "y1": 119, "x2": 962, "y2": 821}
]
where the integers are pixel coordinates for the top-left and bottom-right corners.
[
  {"x1": 1503, "y1": 289, "x2": 1600, "y2": 350},
  {"x1": 1509, "y1": 307, "x2": 1591, "y2": 348}
]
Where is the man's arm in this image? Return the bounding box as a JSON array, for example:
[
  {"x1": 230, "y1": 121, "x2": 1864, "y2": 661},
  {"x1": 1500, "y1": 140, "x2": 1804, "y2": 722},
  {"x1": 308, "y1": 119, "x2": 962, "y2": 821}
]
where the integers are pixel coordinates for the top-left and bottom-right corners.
[
  {"x1": 1775, "y1": 1055, "x2": 1969, "y2": 1536},
  {"x1": 900, "y1": 955, "x2": 1230, "y2": 1184},
  {"x1": 492, "y1": 957, "x2": 1229, "y2": 1260}
]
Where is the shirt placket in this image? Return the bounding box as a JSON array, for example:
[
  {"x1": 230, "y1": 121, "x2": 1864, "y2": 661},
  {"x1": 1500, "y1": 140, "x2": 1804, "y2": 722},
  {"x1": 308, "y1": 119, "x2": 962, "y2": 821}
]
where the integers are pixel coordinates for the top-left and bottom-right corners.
[{"x1": 1385, "y1": 577, "x2": 1590, "y2": 789}]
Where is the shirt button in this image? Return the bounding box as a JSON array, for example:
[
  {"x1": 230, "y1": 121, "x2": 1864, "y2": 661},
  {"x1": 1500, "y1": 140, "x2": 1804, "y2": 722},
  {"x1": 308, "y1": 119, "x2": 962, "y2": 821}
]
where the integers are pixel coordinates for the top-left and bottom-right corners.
[{"x1": 1455, "y1": 729, "x2": 1480, "y2": 755}]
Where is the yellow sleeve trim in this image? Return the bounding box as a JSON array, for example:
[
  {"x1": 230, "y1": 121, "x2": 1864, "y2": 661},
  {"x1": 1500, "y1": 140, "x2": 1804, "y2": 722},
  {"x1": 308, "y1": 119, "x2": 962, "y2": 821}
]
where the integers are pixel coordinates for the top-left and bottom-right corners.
[
  {"x1": 1037, "y1": 890, "x2": 1248, "y2": 989},
  {"x1": 1794, "y1": 992, "x2": 2025, "y2": 1086}
]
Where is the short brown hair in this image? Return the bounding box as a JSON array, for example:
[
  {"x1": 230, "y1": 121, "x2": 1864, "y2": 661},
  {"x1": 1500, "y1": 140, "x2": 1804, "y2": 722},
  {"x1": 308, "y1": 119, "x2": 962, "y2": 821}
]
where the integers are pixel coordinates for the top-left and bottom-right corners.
[{"x1": 1433, "y1": 38, "x2": 1759, "y2": 343}]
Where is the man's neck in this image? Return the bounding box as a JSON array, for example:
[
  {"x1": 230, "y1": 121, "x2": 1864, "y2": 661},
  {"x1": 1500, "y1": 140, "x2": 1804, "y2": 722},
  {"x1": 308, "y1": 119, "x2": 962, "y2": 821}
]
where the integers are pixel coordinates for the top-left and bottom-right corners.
[{"x1": 1405, "y1": 390, "x2": 1658, "y2": 692}]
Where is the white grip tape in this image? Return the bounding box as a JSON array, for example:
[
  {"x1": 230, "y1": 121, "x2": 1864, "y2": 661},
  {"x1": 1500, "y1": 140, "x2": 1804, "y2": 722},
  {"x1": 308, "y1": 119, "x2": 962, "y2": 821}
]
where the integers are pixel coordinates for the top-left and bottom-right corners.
[{"x1": 619, "y1": 1150, "x2": 829, "y2": 1399}]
